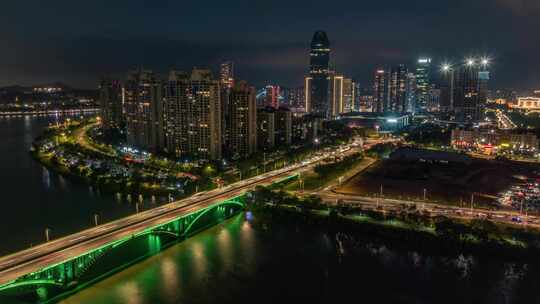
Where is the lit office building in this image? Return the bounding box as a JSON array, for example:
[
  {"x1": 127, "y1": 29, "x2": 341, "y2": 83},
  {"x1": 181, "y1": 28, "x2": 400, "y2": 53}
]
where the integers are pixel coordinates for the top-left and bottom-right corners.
[
  {"x1": 373, "y1": 69, "x2": 389, "y2": 113},
  {"x1": 227, "y1": 81, "x2": 257, "y2": 159},
  {"x1": 307, "y1": 31, "x2": 331, "y2": 117},
  {"x1": 358, "y1": 95, "x2": 375, "y2": 112},
  {"x1": 343, "y1": 78, "x2": 356, "y2": 113},
  {"x1": 164, "y1": 69, "x2": 222, "y2": 160},
  {"x1": 415, "y1": 58, "x2": 431, "y2": 113},
  {"x1": 328, "y1": 72, "x2": 344, "y2": 117},
  {"x1": 264, "y1": 85, "x2": 281, "y2": 108},
  {"x1": 124, "y1": 69, "x2": 164, "y2": 153},
  {"x1": 389, "y1": 65, "x2": 409, "y2": 113},
  {"x1": 405, "y1": 72, "x2": 416, "y2": 113},
  {"x1": 453, "y1": 60, "x2": 489, "y2": 122},
  {"x1": 427, "y1": 88, "x2": 441, "y2": 112},
  {"x1": 220, "y1": 61, "x2": 234, "y2": 89}
]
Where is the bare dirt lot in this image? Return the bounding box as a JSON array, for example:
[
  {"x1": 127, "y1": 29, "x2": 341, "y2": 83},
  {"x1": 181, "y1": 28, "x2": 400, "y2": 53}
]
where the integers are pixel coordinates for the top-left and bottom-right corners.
[{"x1": 336, "y1": 150, "x2": 540, "y2": 209}]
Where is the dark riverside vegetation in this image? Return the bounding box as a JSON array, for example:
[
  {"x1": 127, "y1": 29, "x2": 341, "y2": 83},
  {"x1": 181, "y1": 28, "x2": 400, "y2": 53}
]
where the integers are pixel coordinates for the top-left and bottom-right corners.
[{"x1": 248, "y1": 186, "x2": 540, "y2": 259}]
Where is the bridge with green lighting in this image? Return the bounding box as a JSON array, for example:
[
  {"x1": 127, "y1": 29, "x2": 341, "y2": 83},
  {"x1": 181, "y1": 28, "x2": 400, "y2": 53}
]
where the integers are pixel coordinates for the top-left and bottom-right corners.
[
  {"x1": 0, "y1": 195, "x2": 247, "y2": 303},
  {"x1": 0, "y1": 167, "x2": 299, "y2": 304}
]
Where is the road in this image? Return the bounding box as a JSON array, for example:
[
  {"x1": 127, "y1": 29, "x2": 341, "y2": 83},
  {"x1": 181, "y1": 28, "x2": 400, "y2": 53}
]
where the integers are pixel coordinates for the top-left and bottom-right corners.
[
  {"x1": 318, "y1": 192, "x2": 540, "y2": 228},
  {"x1": 0, "y1": 154, "x2": 326, "y2": 286},
  {"x1": 495, "y1": 109, "x2": 517, "y2": 130}
]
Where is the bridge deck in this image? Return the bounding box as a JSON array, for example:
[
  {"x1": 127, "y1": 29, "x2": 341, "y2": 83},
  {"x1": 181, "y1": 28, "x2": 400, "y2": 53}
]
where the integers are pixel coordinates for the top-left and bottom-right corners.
[{"x1": 0, "y1": 165, "x2": 303, "y2": 286}]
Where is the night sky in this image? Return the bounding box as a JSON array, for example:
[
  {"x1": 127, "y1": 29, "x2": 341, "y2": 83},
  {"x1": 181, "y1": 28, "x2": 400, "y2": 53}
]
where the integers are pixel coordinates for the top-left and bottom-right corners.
[{"x1": 2, "y1": 0, "x2": 539, "y2": 91}]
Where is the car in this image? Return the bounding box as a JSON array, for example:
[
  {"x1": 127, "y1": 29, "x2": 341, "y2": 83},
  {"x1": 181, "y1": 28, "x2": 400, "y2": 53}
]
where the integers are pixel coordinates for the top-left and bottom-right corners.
[{"x1": 512, "y1": 216, "x2": 523, "y2": 223}]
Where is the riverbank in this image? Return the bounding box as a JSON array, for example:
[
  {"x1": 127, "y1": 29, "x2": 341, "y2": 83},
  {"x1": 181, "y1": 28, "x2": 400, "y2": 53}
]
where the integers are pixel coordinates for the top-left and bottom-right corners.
[
  {"x1": 248, "y1": 187, "x2": 540, "y2": 258},
  {"x1": 30, "y1": 119, "x2": 204, "y2": 198}
]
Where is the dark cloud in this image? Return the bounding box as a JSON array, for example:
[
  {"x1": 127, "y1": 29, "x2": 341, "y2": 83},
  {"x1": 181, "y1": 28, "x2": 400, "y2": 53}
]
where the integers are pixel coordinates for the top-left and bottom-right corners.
[{"x1": 0, "y1": 0, "x2": 539, "y2": 91}]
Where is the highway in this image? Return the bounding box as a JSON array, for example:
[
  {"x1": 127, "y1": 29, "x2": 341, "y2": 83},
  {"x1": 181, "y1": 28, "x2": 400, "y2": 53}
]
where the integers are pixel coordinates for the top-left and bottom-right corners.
[
  {"x1": 0, "y1": 155, "x2": 323, "y2": 286},
  {"x1": 318, "y1": 192, "x2": 540, "y2": 227}
]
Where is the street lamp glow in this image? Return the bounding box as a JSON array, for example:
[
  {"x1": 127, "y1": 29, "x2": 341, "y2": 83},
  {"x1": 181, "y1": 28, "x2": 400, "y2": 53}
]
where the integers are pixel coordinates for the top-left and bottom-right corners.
[
  {"x1": 466, "y1": 58, "x2": 475, "y2": 66},
  {"x1": 481, "y1": 57, "x2": 489, "y2": 66},
  {"x1": 441, "y1": 64, "x2": 451, "y2": 72}
]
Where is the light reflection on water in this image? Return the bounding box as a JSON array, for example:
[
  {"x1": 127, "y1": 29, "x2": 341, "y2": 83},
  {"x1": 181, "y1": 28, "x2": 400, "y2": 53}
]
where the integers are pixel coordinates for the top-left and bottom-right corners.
[{"x1": 56, "y1": 213, "x2": 540, "y2": 304}]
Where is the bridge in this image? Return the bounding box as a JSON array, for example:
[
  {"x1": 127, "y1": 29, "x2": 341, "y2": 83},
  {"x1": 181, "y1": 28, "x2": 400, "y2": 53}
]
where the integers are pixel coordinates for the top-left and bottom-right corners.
[{"x1": 0, "y1": 164, "x2": 303, "y2": 303}]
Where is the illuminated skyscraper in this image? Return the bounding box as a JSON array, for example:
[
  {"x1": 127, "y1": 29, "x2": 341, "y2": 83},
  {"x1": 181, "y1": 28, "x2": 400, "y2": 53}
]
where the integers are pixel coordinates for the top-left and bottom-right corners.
[
  {"x1": 343, "y1": 78, "x2": 355, "y2": 113},
  {"x1": 415, "y1": 58, "x2": 431, "y2": 113},
  {"x1": 452, "y1": 59, "x2": 489, "y2": 122},
  {"x1": 307, "y1": 31, "x2": 331, "y2": 118},
  {"x1": 264, "y1": 85, "x2": 281, "y2": 108},
  {"x1": 328, "y1": 72, "x2": 344, "y2": 117},
  {"x1": 373, "y1": 69, "x2": 389, "y2": 112},
  {"x1": 227, "y1": 81, "x2": 257, "y2": 159},
  {"x1": 124, "y1": 69, "x2": 164, "y2": 152},
  {"x1": 220, "y1": 61, "x2": 234, "y2": 89},
  {"x1": 389, "y1": 65, "x2": 409, "y2": 113},
  {"x1": 164, "y1": 69, "x2": 222, "y2": 160},
  {"x1": 220, "y1": 61, "x2": 234, "y2": 150}
]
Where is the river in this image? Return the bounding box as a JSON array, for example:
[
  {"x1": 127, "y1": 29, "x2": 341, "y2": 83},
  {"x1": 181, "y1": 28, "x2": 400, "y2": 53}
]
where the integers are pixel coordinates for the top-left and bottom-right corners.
[{"x1": 2, "y1": 115, "x2": 540, "y2": 304}]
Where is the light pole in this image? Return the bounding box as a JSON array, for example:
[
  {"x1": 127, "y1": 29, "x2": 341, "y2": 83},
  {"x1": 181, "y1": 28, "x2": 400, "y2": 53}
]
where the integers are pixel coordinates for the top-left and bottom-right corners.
[
  {"x1": 45, "y1": 228, "x2": 51, "y2": 242},
  {"x1": 94, "y1": 214, "x2": 99, "y2": 226},
  {"x1": 380, "y1": 185, "x2": 384, "y2": 198},
  {"x1": 423, "y1": 188, "x2": 427, "y2": 201},
  {"x1": 263, "y1": 152, "x2": 266, "y2": 173},
  {"x1": 136, "y1": 202, "x2": 140, "y2": 214},
  {"x1": 470, "y1": 193, "x2": 474, "y2": 215}
]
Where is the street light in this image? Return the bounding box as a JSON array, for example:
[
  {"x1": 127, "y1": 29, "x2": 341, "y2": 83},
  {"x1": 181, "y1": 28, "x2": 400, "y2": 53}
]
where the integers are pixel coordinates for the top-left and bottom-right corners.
[{"x1": 45, "y1": 228, "x2": 51, "y2": 242}]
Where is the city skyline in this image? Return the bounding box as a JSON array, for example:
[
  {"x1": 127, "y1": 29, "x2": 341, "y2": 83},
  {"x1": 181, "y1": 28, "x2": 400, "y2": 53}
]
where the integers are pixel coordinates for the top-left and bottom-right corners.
[{"x1": 1, "y1": 0, "x2": 539, "y2": 91}]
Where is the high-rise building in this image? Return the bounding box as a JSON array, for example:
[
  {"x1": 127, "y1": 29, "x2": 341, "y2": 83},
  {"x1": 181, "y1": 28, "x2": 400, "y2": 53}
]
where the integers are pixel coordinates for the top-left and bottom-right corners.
[
  {"x1": 415, "y1": 58, "x2": 431, "y2": 113},
  {"x1": 405, "y1": 72, "x2": 416, "y2": 113},
  {"x1": 164, "y1": 69, "x2": 222, "y2": 160},
  {"x1": 227, "y1": 81, "x2": 257, "y2": 159},
  {"x1": 275, "y1": 107, "x2": 292, "y2": 146},
  {"x1": 219, "y1": 62, "x2": 234, "y2": 152},
  {"x1": 373, "y1": 69, "x2": 389, "y2": 113},
  {"x1": 220, "y1": 61, "x2": 234, "y2": 89},
  {"x1": 292, "y1": 114, "x2": 323, "y2": 144},
  {"x1": 257, "y1": 108, "x2": 275, "y2": 151},
  {"x1": 389, "y1": 65, "x2": 409, "y2": 113},
  {"x1": 453, "y1": 60, "x2": 489, "y2": 122},
  {"x1": 99, "y1": 77, "x2": 123, "y2": 130},
  {"x1": 328, "y1": 72, "x2": 344, "y2": 117},
  {"x1": 359, "y1": 95, "x2": 375, "y2": 112},
  {"x1": 427, "y1": 88, "x2": 441, "y2": 112},
  {"x1": 343, "y1": 78, "x2": 355, "y2": 113},
  {"x1": 264, "y1": 85, "x2": 281, "y2": 108},
  {"x1": 353, "y1": 82, "x2": 362, "y2": 111},
  {"x1": 440, "y1": 68, "x2": 454, "y2": 113},
  {"x1": 307, "y1": 31, "x2": 331, "y2": 118},
  {"x1": 124, "y1": 69, "x2": 164, "y2": 153},
  {"x1": 281, "y1": 87, "x2": 305, "y2": 112}
]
